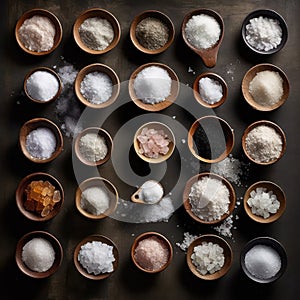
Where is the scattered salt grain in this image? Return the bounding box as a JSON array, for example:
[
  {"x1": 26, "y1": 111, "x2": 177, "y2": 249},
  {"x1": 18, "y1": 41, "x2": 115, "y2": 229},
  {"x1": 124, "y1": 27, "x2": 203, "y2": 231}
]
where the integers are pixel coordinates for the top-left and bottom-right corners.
[
  {"x1": 137, "y1": 180, "x2": 164, "y2": 204},
  {"x1": 213, "y1": 215, "x2": 234, "y2": 238},
  {"x1": 198, "y1": 77, "x2": 223, "y2": 104},
  {"x1": 176, "y1": 232, "x2": 199, "y2": 252}
]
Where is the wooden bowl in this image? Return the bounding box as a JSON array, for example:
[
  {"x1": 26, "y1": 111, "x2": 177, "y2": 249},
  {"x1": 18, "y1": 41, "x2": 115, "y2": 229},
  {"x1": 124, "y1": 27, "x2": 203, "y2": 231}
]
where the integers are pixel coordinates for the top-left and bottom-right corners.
[
  {"x1": 193, "y1": 72, "x2": 228, "y2": 108},
  {"x1": 183, "y1": 172, "x2": 236, "y2": 225},
  {"x1": 241, "y1": 9, "x2": 288, "y2": 55},
  {"x1": 241, "y1": 63, "x2": 290, "y2": 111},
  {"x1": 74, "y1": 63, "x2": 120, "y2": 108},
  {"x1": 16, "y1": 172, "x2": 64, "y2": 222},
  {"x1": 73, "y1": 234, "x2": 119, "y2": 280},
  {"x1": 128, "y1": 62, "x2": 179, "y2": 112},
  {"x1": 182, "y1": 9, "x2": 224, "y2": 68},
  {"x1": 75, "y1": 177, "x2": 118, "y2": 220},
  {"x1": 188, "y1": 115, "x2": 234, "y2": 163},
  {"x1": 15, "y1": 230, "x2": 63, "y2": 278},
  {"x1": 242, "y1": 120, "x2": 286, "y2": 165},
  {"x1": 243, "y1": 181, "x2": 286, "y2": 223},
  {"x1": 73, "y1": 8, "x2": 121, "y2": 55},
  {"x1": 130, "y1": 10, "x2": 175, "y2": 54},
  {"x1": 74, "y1": 127, "x2": 113, "y2": 166},
  {"x1": 24, "y1": 66, "x2": 62, "y2": 103},
  {"x1": 19, "y1": 117, "x2": 63, "y2": 163},
  {"x1": 131, "y1": 231, "x2": 173, "y2": 273},
  {"x1": 15, "y1": 8, "x2": 62, "y2": 55},
  {"x1": 186, "y1": 234, "x2": 233, "y2": 280},
  {"x1": 133, "y1": 121, "x2": 175, "y2": 164},
  {"x1": 240, "y1": 236, "x2": 287, "y2": 283}
]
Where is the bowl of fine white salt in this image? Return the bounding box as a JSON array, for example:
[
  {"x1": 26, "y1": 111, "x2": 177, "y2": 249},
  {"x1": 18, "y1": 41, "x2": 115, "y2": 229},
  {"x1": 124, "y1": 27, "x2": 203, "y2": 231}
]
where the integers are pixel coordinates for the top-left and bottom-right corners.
[{"x1": 240, "y1": 237, "x2": 287, "y2": 283}]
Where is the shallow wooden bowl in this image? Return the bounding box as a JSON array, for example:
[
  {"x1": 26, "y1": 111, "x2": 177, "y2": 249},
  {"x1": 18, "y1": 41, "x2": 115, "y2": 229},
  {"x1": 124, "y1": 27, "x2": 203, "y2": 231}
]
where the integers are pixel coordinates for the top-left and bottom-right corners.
[
  {"x1": 131, "y1": 231, "x2": 173, "y2": 273},
  {"x1": 19, "y1": 117, "x2": 63, "y2": 163},
  {"x1": 188, "y1": 115, "x2": 234, "y2": 163},
  {"x1": 186, "y1": 234, "x2": 233, "y2": 280},
  {"x1": 128, "y1": 62, "x2": 179, "y2": 111},
  {"x1": 242, "y1": 120, "x2": 286, "y2": 165},
  {"x1": 73, "y1": 234, "x2": 119, "y2": 280},
  {"x1": 243, "y1": 181, "x2": 286, "y2": 223},
  {"x1": 181, "y1": 8, "x2": 224, "y2": 68},
  {"x1": 75, "y1": 177, "x2": 118, "y2": 220},
  {"x1": 133, "y1": 121, "x2": 175, "y2": 164},
  {"x1": 15, "y1": 230, "x2": 63, "y2": 278},
  {"x1": 242, "y1": 63, "x2": 290, "y2": 111},
  {"x1": 16, "y1": 172, "x2": 64, "y2": 222},
  {"x1": 15, "y1": 8, "x2": 62, "y2": 55},
  {"x1": 73, "y1": 8, "x2": 121, "y2": 55},
  {"x1": 24, "y1": 66, "x2": 62, "y2": 103},
  {"x1": 74, "y1": 127, "x2": 113, "y2": 166},
  {"x1": 241, "y1": 9, "x2": 288, "y2": 55},
  {"x1": 74, "y1": 63, "x2": 120, "y2": 109},
  {"x1": 193, "y1": 72, "x2": 228, "y2": 108},
  {"x1": 183, "y1": 172, "x2": 236, "y2": 225},
  {"x1": 130, "y1": 10, "x2": 175, "y2": 54},
  {"x1": 240, "y1": 236, "x2": 287, "y2": 283}
]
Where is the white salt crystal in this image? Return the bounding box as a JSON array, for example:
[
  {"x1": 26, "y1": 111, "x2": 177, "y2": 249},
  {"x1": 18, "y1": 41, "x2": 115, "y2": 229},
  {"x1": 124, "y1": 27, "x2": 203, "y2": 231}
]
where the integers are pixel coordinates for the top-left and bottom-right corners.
[
  {"x1": 198, "y1": 77, "x2": 223, "y2": 104},
  {"x1": 137, "y1": 180, "x2": 164, "y2": 204}
]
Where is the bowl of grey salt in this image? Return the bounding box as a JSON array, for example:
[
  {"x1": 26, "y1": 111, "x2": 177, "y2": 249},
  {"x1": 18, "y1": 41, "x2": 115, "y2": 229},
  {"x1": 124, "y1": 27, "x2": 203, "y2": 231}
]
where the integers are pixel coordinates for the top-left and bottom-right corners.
[
  {"x1": 241, "y1": 9, "x2": 288, "y2": 55},
  {"x1": 240, "y1": 236, "x2": 287, "y2": 283},
  {"x1": 15, "y1": 230, "x2": 63, "y2": 279},
  {"x1": 73, "y1": 8, "x2": 121, "y2": 55}
]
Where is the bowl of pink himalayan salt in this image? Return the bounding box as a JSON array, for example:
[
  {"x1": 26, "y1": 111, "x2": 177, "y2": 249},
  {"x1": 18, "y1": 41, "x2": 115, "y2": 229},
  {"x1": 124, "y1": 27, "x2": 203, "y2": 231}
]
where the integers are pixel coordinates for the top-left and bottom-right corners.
[
  {"x1": 131, "y1": 232, "x2": 173, "y2": 273},
  {"x1": 133, "y1": 121, "x2": 175, "y2": 164},
  {"x1": 15, "y1": 8, "x2": 62, "y2": 56}
]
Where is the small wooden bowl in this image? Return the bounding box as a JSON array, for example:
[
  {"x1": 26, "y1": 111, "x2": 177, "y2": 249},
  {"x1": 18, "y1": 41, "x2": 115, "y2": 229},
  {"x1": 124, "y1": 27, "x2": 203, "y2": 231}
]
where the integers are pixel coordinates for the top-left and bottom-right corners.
[
  {"x1": 128, "y1": 62, "x2": 179, "y2": 112},
  {"x1": 24, "y1": 66, "x2": 62, "y2": 103},
  {"x1": 74, "y1": 127, "x2": 113, "y2": 166},
  {"x1": 193, "y1": 72, "x2": 228, "y2": 108},
  {"x1": 133, "y1": 121, "x2": 175, "y2": 164},
  {"x1": 241, "y1": 9, "x2": 288, "y2": 55},
  {"x1": 16, "y1": 172, "x2": 64, "y2": 222},
  {"x1": 242, "y1": 120, "x2": 286, "y2": 165},
  {"x1": 182, "y1": 9, "x2": 224, "y2": 68},
  {"x1": 240, "y1": 236, "x2": 287, "y2": 283},
  {"x1": 15, "y1": 8, "x2": 62, "y2": 55},
  {"x1": 15, "y1": 231, "x2": 63, "y2": 278},
  {"x1": 73, "y1": 234, "x2": 119, "y2": 280},
  {"x1": 130, "y1": 10, "x2": 175, "y2": 54},
  {"x1": 183, "y1": 172, "x2": 236, "y2": 225},
  {"x1": 187, "y1": 234, "x2": 233, "y2": 280},
  {"x1": 242, "y1": 63, "x2": 290, "y2": 111},
  {"x1": 74, "y1": 63, "x2": 120, "y2": 108},
  {"x1": 131, "y1": 232, "x2": 173, "y2": 273},
  {"x1": 188, "y1": 115, "x2": 234, "y2": 163},
  {"x1": 243, "y1": 181, "x2": 286, "y2": 223},
  {"x1": 75, "y1": 177, "x2": 118, "y2": 220},
  {"x1": 19, "y1": 117, "x2": 63, "y2": 163},
  {"x1": 73, "y1": 8, "x2": 121, "y2": 55}
]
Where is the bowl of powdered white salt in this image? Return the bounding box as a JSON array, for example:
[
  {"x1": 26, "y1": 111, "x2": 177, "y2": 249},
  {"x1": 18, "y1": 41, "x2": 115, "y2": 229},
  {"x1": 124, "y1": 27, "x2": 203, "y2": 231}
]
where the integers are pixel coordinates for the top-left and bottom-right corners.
[
  {"x1": 15, "y1": 230, "x2": 63, "y2": 278},
  {"x1": 129, "y1": 62, "x2": 179, "y2": 112},
  {"x1": 74, "y1": 127, "x2": 113, "y2": 166},
  {"x1": 75, "y1": 177, "x2": 118, "y2": 220},
  {"x1": 15, "y1": 8, "x2": 62, "y2": 56},
  {"x1": 74, "y1": 234, "x2": 119, "y2": 280},
  {"x1": 240, "y1": 237, "x2": 287, "y2": 283},
  {"x1": 193, "y1": 72, "x2": 228, "y2": 108},
  {"x1": 130, "y1": 10, "x2": 175, "y2": 55},
  {"x1": 243, "y1": 181, "x2": 286, "y2": 223},
  {"x1": 242, "y1": 63, "x2": 290, "y2": 111},
  {"x1": 74, "y1": 63, "x2": 120, "y2": 109},
  {"x1": 242, "y1": 120, "x2": 286, "y2": 165},
  {"x1": 131, "y1": 231, "x2": 173, "y2": 273},
  {"x1": 241, "y1": 9, "x2": 288, "y2": 55},
  {"x1": 24, "y1": 66, "x2": 62, "y2": 104},
  {"x1": 186, "y1": 234, "x2": 233, "y2": 280},
  {"x1": 19, "y1": 117, "x2": 63, "y2": 163},
  {"x1": 183, "y1": 172, "x2": 236, "y2": 225},
  {"x1": 73, "y1": 8, "x2": 121, "y2": 55}
]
